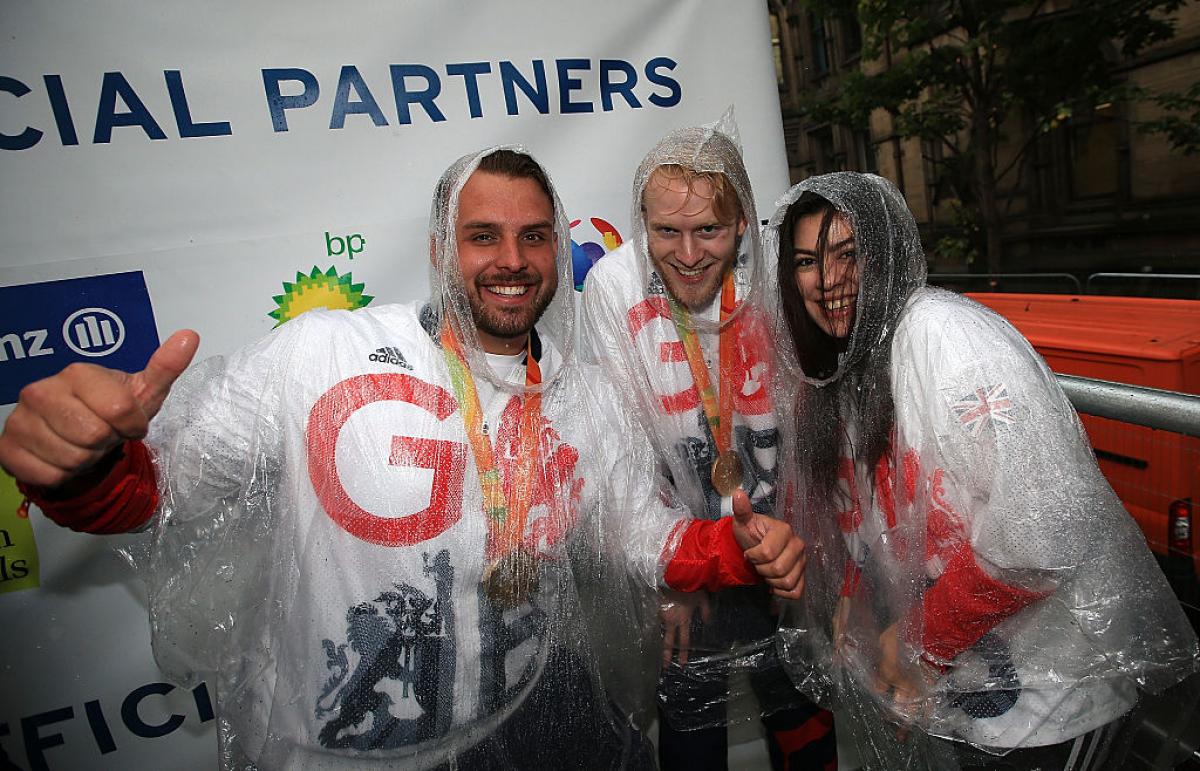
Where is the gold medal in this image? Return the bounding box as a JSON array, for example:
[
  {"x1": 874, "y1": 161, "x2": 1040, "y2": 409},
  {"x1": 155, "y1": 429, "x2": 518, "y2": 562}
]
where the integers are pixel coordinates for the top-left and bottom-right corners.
[
  {"x1": 670, "y1": 274, "x2": 746, "y2": 501},
  {"x1": 711, "y1": 450, "x2": 744, "y2": 497},
  {"x1": 442, "y1": 327, "x2": 544, "y2": 614},
  {"x1": 482, "y1": 547, "x2": 539, "y2": 610}
]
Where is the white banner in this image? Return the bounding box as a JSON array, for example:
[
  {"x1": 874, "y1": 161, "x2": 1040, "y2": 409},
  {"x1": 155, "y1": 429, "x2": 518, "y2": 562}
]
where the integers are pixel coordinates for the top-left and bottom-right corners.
[{"x1": 0, "y1": 2, "x2": 788, "y2": 767}]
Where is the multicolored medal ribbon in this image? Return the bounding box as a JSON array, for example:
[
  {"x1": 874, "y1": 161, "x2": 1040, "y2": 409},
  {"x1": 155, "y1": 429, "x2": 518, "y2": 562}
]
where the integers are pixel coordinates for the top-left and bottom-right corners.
[
  {"x1": 667, "y1": 270, "x2": 743, "y2": 497},
  {"x1": 441, "y1": 325, "x2": 543, "y2": 610}
]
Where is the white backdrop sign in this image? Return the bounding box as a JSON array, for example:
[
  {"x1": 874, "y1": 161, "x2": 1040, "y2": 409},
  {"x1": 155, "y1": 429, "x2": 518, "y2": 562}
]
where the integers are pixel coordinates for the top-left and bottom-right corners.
[{"x1": 0, "y1": 2, "x2": 788, "y2": 767}]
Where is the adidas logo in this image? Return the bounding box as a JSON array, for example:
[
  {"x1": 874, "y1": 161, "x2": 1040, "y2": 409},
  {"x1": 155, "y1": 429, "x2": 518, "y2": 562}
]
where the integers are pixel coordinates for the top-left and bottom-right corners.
[{"x1": 369, "y1": 346, "x2": 413, "y2": 369}]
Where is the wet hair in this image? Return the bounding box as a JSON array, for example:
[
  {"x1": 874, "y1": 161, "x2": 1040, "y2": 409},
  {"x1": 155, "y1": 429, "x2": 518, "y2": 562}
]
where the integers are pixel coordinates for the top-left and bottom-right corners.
[
  {"x1": 431, "y1": 148, "x2": 554, "y2": 238},
  {"x1": 777, "y1": 192, "x2": 896, "y2": 502},
  {"x1": 477, "y1": 149, "x2": 553, "y2": 203},
  {"x1": 643, "y1": 164, "x2": 744, "y2": 225},
  {"x1": 777, "y1": 193, "x2": 843, "y2": 379}
]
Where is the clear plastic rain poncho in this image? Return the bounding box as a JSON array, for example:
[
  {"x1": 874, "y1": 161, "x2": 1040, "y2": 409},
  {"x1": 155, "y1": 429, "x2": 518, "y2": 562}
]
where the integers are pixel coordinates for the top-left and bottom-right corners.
[
  {"x1": 580, "y1": 116, "x2": 811, "y2": 732},
  {"x1": 122, "y1": 146, "x2": 692, "y2": 769},
  {"x1": 765, "y1": 172, "x2": 1200, "y2": 767}
]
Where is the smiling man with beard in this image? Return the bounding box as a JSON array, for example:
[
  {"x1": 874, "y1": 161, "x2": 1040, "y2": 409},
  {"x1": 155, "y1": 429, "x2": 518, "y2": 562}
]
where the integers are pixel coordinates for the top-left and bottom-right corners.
[
  {"x1": 455, "y1": 161, "x2": 558, "y2": 354},
  {"x1": 0, "y1": 147, "x2": 806, "y2": 770}
]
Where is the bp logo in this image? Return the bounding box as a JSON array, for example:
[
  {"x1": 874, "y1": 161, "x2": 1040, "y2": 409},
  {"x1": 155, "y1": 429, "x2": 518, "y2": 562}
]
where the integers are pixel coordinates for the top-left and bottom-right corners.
[
  {"x1": 269, "y1": 266, "x2": 374, "y2": 327},
  {"x1": 570, "y1": 217, "x2": 622, "y2": 291}
]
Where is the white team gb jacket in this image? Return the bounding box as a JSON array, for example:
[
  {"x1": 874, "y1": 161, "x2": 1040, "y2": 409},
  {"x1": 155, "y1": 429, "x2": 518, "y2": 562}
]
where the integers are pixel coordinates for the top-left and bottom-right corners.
[{"x1": 136, "y1": 301, "x2": 685, "y2": 769}]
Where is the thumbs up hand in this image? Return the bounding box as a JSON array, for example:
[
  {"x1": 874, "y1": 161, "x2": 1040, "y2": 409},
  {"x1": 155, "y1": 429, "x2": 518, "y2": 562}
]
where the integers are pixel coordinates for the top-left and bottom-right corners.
[
  {"x1": 731, "y1": 489, "x2": 807, "y2": 600},
  {"x1": 0, "y1": 330, "x2": 199, "y2": 489}
]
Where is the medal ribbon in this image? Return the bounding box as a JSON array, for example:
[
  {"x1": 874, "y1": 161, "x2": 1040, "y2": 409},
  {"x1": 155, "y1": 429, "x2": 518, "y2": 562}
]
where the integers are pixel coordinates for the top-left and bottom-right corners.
[
  {"x1": 441, "y1": 326, "x2": 542, "y2": 561},
  {"x1": 667, "y1": 270, "x2": 737, "y2": 454}
]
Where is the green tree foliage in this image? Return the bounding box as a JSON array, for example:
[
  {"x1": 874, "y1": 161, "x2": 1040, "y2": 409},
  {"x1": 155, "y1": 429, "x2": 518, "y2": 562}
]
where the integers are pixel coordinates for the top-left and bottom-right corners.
[
  {"x1": 1141, "y1": 81, "x2": 1200, "y2": 155},
  {"x1": 801, "y1": 0, "x2": 1183, "y2": 271}
]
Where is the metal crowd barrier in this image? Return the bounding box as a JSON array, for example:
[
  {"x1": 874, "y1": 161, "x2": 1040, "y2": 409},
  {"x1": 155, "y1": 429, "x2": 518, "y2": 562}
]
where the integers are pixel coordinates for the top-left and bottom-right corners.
[
  {"x1": 930, "y1": 272, "x2": 1083, "y2": 293},
  {"x1": 1057, "y1": 374, "x2": 1200, "y2": 438},
  {"x1": 1085, "y1": 273, "x2": 1200, "y2": 298},
  {"x1": 1055, "y1": 373, "x2": 1200, "y2": 769}
]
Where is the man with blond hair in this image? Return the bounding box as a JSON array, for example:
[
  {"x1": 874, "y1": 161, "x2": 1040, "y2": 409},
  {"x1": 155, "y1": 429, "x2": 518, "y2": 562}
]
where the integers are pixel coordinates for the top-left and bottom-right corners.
[{"x1": 581, "y1": 121, "x2": 836, "y2": 769}]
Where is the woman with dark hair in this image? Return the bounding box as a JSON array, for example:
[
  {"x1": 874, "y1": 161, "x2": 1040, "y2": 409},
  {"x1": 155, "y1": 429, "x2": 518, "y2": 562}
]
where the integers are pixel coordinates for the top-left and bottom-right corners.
[{"x1": 766, "y1": 172, "x2": 1198, "y2": 770}]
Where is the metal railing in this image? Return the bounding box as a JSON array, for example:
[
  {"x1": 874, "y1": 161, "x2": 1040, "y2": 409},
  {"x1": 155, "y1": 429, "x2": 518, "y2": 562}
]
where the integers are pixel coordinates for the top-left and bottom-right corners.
[
  {"x1": 928, "y1": 272, "x2": 1083, "y2": 293},
  {"x1": 928, "y1": 271, "x2": 1200, "y2": 298},
  {"x1": 1058, "y1": 374, "x2": 1200, "y2": 438},
  {"x1": 1085, "y1": 272, "x2": 1200, "y2": 299}
]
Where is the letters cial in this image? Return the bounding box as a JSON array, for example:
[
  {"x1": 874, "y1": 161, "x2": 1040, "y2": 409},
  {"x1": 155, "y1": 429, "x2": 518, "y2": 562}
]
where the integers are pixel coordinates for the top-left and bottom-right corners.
[{"x1": 0, "y1": 57, "x2": 681, "y2": 150}]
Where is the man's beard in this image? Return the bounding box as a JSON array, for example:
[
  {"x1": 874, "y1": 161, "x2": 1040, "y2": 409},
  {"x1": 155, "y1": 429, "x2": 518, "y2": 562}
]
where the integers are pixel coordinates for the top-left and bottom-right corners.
[
  {"x1": 659, "y1": 268, "x2": 724, "y2": 310},
  {"x1": 653, "y1": 232, "x2": 741, "y2": 311},
  {"x1": 467, "y1": 273, "x2": 556, "y2": 341}
]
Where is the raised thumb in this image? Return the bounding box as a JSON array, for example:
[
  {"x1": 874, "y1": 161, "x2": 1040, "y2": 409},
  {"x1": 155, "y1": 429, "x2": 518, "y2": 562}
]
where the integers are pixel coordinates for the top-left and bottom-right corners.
[
  {"x1": 732, "y1": 488, "x2": 754, "y2": 527},
  {"x1": 133, "y1": 330, "x2": 200, "y2": 418}
]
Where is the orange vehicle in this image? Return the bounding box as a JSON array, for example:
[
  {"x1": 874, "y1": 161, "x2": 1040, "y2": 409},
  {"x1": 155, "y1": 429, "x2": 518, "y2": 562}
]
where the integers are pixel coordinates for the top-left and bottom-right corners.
[{"x1": 967, "y1": 293, "x2": 1200, "y2": 619}]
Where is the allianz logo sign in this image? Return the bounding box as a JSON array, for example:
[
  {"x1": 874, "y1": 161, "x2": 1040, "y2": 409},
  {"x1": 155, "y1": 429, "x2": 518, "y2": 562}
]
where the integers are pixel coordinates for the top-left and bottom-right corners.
[
  {"x1": 0, "y1": 306, "x2": 126, "y2": 362},
  {"x1": 63, "y1": 307, "x2": 125, "y2": 357}
]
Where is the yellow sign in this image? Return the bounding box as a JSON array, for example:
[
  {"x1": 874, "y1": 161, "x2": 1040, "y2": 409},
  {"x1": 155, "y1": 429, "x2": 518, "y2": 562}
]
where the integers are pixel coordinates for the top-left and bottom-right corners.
[{"x1": 0, "y1": 471, "x2": 40, "y2": 592}]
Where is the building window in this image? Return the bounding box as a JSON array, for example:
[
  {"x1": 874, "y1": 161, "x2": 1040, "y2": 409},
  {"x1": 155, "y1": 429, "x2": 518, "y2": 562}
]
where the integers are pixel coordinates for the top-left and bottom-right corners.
[
  {"x1": 810, "y1": 126, "x2": 836, "y2": 173},
  {"x1": 855, "y1": 129, "x2": 877, "y2": 173},
  {"x1": 809, "y1": 12, "x2": 830, "y2": 77},
  {"x1": 784, "y1": 114, "x2": 804, "y2": 164},
  {"x1": 923, "y1": 137, "x2": 949, "y2": 204},
  {"x1": 840, "y1": 12, "x2": 862, "y2": 63},
  {"x1": 1067, "y1": 104, "x2": 1118, "y2": 200}
]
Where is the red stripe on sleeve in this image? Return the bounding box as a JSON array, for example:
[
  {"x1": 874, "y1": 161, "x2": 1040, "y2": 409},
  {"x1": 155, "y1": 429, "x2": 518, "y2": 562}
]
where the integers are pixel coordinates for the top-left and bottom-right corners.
[
  {"x1": 840, "y1": 560, "x2": 862, "y2": 597},
  {"x1": 922, "y1": 545, "x2": 1049, "y2": 663},
  {"x1": 662, "y1": 517, "x2": 759, "y2": 592},
  {"x1": 19, "y1": 440, "x2": 159, "y2": 534}
]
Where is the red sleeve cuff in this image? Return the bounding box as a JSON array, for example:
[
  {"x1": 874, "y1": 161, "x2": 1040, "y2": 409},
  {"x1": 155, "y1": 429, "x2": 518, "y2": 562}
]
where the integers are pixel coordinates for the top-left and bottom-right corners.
[
  {"x1": 922, "y1": 545, "x2": 1049, "y2": 662},
  {"x1": 841, "y1": 560, "x2": 862, "y2": 597},
  {"x1": 662, "y1": 517, "x2": 759, "y2": 592},
  {"x1": 18, "y1": 440, "x2": 159, "y2": 534}
]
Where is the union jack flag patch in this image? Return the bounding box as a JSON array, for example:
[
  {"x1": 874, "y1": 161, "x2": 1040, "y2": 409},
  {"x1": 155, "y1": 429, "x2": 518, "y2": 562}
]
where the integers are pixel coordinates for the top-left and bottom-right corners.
[{"x1": 952, "y1": 383, "x2": 1015, "y2": 437}]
